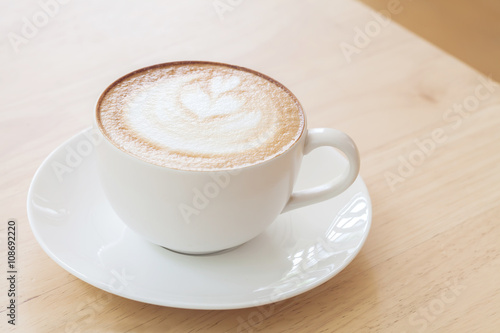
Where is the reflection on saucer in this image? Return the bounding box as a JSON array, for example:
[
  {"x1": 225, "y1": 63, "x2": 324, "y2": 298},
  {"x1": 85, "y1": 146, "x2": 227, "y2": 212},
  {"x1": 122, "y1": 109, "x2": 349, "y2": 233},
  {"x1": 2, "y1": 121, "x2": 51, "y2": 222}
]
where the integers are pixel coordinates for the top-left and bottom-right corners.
[{"x1": 254, "y1": 193, "x2": 369, "y2": 301}]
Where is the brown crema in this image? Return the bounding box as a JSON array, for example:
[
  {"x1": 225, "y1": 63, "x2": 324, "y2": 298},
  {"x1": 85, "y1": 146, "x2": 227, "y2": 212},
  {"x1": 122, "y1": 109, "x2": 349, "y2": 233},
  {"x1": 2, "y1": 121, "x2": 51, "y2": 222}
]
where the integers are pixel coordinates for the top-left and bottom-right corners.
[{"x1": 96, "y1": 62, "x2": 305, "y2": 171}]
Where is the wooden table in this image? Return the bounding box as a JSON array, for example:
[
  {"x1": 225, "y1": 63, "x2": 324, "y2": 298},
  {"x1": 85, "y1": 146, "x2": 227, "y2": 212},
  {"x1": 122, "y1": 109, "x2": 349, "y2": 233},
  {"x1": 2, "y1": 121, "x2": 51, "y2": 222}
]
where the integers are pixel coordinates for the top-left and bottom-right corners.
[{"x1": 2, "y1": 1, "x2": 499, "y2": 332}]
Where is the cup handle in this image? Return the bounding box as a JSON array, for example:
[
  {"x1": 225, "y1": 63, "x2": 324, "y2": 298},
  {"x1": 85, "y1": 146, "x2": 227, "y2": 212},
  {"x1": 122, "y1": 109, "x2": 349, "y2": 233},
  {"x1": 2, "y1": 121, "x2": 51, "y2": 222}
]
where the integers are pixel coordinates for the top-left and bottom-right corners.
[{"x1": 282, "y1": 128, "x2": 360, "y2": 213}]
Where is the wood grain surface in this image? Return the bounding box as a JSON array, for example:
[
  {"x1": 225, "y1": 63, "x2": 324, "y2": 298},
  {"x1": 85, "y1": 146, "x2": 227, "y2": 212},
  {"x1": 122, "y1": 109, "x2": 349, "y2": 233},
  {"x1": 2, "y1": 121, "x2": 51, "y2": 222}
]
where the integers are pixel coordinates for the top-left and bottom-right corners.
[{"x1": 1, "y1": 0, "x2": 499, "y2": 332}]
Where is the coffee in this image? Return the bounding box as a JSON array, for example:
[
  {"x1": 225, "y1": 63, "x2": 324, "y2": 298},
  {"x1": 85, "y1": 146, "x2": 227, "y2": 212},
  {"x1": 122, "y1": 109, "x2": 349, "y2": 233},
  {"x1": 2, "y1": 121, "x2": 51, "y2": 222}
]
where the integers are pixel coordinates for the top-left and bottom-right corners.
[{"x1": 97, "y1": 62, "x2": 304, "y2": 170}]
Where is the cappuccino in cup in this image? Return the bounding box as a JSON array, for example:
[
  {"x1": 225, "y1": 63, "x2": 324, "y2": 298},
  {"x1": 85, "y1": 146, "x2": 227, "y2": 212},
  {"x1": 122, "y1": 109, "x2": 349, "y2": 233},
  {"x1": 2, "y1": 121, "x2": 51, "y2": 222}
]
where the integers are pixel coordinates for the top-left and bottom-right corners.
[
  {"x1": 97, "y1": 62, "x2": 305, "y2": 170},
  {"x1": 95, "y1": 61, "x2": 360, "y2": 254}
]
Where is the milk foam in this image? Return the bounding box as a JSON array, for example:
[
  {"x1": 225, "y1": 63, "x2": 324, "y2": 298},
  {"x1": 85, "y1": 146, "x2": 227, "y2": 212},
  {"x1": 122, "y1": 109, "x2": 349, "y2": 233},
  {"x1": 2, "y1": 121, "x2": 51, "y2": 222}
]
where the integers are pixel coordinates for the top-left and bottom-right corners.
[{"x1": 97, "y1": 63, "x2": 304, "y2": 170}]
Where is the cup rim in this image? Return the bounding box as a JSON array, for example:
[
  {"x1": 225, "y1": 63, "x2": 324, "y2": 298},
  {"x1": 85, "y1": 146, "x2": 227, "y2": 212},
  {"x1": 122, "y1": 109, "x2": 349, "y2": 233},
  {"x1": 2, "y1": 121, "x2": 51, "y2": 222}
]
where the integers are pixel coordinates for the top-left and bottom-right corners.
[{"x1": 95, "y1": 60, "x2": 307, "y2": 173}]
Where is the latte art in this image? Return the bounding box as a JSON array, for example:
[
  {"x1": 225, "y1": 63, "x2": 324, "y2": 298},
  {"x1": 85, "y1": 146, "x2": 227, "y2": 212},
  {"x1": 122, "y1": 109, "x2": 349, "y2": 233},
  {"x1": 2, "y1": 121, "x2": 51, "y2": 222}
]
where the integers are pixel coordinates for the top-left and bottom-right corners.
[
  {"x1": 97, "y1": 62, "x2": 304, "y2": 170},
  {"x1": 127, "y1": 72, "x2": 277, "y2": 155}
]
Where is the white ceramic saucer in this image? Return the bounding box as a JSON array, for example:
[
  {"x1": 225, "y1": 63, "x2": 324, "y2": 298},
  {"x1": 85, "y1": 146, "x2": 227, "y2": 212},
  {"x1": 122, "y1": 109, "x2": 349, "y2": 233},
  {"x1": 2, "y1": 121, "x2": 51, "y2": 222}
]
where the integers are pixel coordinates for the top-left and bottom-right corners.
[{"x1": 27, "y1": 128, "x2": 371, "y2": 310}]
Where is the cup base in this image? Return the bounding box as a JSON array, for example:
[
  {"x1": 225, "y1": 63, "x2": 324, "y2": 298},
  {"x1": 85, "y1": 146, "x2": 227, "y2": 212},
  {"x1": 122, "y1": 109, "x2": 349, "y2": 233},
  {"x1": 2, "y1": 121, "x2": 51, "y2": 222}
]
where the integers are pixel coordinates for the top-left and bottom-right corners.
[{"x1": 160, "y1": 244, "x2": 243, "y2": 256}]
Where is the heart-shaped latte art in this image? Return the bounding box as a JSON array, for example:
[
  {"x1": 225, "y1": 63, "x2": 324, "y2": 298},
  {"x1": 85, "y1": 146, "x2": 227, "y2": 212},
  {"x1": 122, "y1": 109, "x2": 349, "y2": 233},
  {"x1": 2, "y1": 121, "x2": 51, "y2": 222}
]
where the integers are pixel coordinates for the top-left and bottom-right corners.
[{"x1": 119, "y1": 65, "x2": 301, "y2": 163}]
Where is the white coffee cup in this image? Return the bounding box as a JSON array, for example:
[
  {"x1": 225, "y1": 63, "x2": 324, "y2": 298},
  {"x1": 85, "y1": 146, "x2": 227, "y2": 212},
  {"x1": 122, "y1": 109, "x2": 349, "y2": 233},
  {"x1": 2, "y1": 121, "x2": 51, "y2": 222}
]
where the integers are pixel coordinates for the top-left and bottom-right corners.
[{"x1": 95, "y1": 65, "x2": 360, "y2": 255}]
